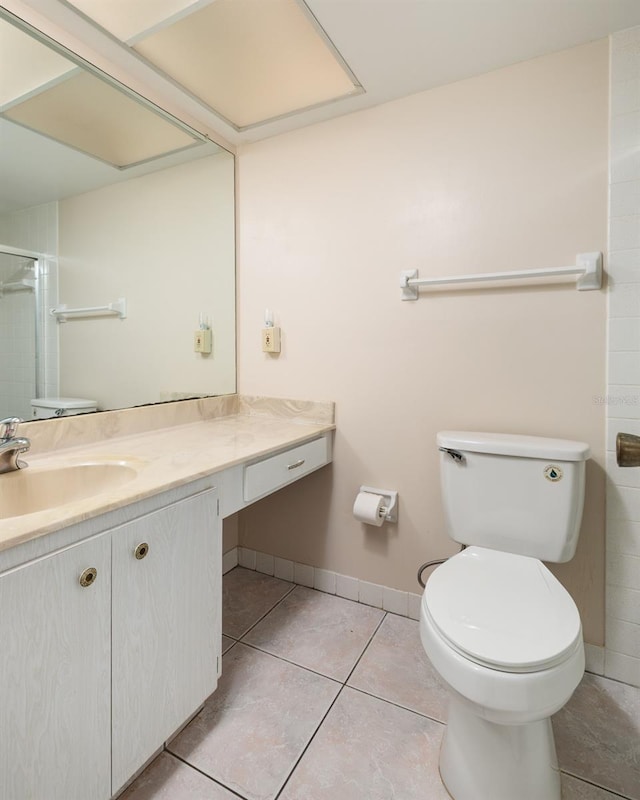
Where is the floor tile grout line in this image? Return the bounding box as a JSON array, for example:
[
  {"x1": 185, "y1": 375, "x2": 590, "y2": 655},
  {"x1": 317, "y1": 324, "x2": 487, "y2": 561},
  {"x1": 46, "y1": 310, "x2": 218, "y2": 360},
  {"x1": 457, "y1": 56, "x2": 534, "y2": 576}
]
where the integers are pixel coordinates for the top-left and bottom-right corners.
[
  {"x1": 164, "y1": 750, "x2": 250, "y2": 800},
  {"x1": 231, "y1": 639, "x2": 344, "y2": 685},
  {"x1": 234, "y1": 603, "x2": 389, "y2": 686},
  {"x1": 345, "y1": 683, "x2": 447, "y2": 727},
  {"x1": 587, "y1": 670, "x2": 640, "y2": 689},
  {"x1": 222, "y1": 639, "x2": 238, "y2": 656},
  {"x1": 559, "y1": 767, "x2": 636, "y2": 800},
  {"x1": 342, "y1": 610, "x2": 388, "y2": 685},
  {"x1": 273, "y1": 683, "x2": 349, "y2": 800},
  {"x1": 224, "y1": 578, "x2": 297, "y2": 640},
  {"x1": 271, "y1": 613, "x2": 391, "y2": 797},
  {"x1": 229, "y1": 622, "x2": 451, "y2": 729}
]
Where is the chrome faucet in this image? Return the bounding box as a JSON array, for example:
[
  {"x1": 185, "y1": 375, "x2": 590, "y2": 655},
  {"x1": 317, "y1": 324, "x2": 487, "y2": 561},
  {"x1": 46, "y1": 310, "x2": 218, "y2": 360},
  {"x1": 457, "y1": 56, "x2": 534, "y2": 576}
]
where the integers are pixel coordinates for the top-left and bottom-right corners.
[{"x1": 0, "y1": 417, "x2": 30, "y2": 474}]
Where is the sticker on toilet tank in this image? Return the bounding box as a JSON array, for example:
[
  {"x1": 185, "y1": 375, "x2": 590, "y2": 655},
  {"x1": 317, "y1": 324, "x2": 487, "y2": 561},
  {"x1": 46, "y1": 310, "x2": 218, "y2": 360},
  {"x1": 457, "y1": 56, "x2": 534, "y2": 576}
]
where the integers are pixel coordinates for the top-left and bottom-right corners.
[{"x1": 544, "y1": 465, "x2": 563, "y2": 482}]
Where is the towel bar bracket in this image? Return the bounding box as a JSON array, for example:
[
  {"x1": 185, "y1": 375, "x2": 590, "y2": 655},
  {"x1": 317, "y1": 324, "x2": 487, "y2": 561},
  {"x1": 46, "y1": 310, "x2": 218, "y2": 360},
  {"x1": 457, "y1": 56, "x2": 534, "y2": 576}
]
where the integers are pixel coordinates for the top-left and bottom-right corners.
[
  {"x1": 576, "y1": 251, "x2": 603, "y2": 291},
  {"x1": 400, "y1": 269, "x2": 419, "y2": 301}
]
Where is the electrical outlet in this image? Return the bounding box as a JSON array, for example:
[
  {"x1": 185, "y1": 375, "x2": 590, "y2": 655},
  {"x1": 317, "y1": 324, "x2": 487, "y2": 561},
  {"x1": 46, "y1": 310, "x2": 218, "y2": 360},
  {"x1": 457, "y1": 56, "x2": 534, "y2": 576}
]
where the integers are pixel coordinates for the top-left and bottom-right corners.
[{"x1": 262, "y1": 326, "x2": 281, "y2": 353}]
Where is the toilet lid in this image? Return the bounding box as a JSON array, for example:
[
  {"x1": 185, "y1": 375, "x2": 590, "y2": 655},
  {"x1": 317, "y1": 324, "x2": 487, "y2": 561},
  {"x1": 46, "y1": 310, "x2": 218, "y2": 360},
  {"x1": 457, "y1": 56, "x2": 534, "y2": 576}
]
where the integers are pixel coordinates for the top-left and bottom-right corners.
[{"x1": 424, "y1": 547, "x2": 582, "y2": 672}]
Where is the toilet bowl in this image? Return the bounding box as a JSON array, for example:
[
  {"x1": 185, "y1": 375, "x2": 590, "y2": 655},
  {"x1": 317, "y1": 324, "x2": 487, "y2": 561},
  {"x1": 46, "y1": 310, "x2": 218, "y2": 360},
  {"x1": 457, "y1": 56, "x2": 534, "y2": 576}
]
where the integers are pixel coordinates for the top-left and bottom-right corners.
[
  {"x1": 420, "y1": 547, "x2": 585, "y2": 800},
  {"x1": 421, "y1": 432, "x2": 590, "y2": 800}
]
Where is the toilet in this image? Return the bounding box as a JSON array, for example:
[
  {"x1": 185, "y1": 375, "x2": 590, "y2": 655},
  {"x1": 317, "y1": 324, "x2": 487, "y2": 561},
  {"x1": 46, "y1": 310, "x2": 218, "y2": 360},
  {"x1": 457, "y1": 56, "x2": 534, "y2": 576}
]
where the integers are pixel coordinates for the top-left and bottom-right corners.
[
  {"x1": 420, "y1": 431, "x2": 589, "y2": 800},
  {"x1": 31, "y1": 397, "x2": 97, "y2": 419}
]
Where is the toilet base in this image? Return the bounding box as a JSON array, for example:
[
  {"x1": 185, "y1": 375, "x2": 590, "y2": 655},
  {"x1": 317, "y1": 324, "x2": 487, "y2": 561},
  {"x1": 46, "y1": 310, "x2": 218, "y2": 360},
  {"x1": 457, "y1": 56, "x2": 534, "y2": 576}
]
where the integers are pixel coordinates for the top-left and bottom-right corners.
[{"x1": 440, "y1": 692, "x2": 561, "y2": 800}]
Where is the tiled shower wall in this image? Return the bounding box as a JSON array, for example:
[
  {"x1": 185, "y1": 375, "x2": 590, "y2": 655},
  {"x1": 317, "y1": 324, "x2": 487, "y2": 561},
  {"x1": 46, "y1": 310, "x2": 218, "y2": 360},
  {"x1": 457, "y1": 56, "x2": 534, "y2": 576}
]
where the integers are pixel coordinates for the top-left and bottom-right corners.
[
  {"x1": 0, "y1": 202, "x2": 59, "y2": 418},
  {"x1": 606, "y1": 26, "x2": 640, "y2": 687},
  {"x1": 0, "y1": 255, "x2": 36, "y2": 418}
]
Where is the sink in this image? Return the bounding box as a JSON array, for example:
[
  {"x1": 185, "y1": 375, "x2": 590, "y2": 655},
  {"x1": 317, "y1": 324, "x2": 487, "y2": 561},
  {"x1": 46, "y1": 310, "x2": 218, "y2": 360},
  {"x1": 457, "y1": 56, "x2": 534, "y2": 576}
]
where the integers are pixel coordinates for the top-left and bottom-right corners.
[{"x1": 0, "y1": 463, "x2": 138, "y2": 519}]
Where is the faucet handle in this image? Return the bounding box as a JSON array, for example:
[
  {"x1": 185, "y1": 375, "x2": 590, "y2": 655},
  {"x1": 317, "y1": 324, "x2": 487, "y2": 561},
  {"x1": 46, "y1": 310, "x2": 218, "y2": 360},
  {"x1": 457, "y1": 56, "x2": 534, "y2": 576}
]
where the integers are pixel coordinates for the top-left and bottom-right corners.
[{"x1": 0, "y1": 417, "x2": 23, "y2": 439}]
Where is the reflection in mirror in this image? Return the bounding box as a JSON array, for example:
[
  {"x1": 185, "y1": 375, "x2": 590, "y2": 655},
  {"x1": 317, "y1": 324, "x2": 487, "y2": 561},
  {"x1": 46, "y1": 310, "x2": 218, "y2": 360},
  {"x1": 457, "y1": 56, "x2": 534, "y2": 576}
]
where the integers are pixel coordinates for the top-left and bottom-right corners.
[
  {"x1": 0, "y1": 251, "x2": 39, "y2": 416},
  {"x1": 0, "y1": 13, "x2": 236, "y2": 421},
  {"x1": 0, "y1": 13, "x2": 203, "y2": 165}
]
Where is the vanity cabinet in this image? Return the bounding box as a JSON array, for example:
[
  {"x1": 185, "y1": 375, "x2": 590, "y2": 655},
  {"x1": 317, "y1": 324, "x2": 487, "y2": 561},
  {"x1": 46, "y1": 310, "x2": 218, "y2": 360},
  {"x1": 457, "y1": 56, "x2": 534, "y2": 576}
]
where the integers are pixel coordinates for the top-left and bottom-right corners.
[
  {"x1": 0, "y1": 534, "x2": 112, "y2": 800},
  {"x1": 0, "y1": 483, "x2": 220, "y2": 800},
  {"x1": 112, "y1": 488, "x2": 220, "y2": 792}
]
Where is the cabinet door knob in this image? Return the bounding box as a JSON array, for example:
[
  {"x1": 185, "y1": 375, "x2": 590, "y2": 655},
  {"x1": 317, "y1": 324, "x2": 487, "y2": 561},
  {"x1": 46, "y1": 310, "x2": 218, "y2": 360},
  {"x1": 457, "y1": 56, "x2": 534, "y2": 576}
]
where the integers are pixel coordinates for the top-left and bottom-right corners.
[
  {"x1": 134, "y1": 542, "x2": 150, "y2": 560},
  {"x1": 79, "y1": 567, "x2": 97, "y2": 587}
]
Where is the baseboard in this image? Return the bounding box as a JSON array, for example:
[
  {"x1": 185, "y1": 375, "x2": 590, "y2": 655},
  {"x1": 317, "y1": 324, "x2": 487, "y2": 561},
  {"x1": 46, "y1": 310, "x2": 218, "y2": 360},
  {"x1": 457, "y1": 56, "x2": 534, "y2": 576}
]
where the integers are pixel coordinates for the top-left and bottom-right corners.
[
  {"x1": 222, "y1": 547, "x2": 238, "y2": 575},
  {"x1": 584, "y1": 643, "x2": 605, "y2": 676},
  {"x1": 228, "y1": 545, "x2": 422, "y2": 620}
]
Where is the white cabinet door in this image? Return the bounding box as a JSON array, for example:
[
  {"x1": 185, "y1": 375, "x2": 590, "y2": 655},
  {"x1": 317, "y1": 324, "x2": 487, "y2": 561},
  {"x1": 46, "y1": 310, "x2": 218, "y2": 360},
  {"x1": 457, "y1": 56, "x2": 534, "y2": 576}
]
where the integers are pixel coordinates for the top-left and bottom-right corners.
[
  {"x1": 0, "y1": 535, "x2": 111, "y2": 800},
  {"x1": 112, "y1": 488, "x2": 220, "y2": 792}
]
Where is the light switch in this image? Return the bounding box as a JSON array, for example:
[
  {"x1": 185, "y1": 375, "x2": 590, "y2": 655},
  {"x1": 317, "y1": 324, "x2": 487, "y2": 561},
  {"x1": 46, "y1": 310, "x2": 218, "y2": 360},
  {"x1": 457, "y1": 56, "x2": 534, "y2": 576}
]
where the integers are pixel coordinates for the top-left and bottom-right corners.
[
  {"x1": 262, "y1": 326, "x2": 281, "y2": 353},
  {"x1": 194, "y1": 329, "x2": 212, "y2": 354}
]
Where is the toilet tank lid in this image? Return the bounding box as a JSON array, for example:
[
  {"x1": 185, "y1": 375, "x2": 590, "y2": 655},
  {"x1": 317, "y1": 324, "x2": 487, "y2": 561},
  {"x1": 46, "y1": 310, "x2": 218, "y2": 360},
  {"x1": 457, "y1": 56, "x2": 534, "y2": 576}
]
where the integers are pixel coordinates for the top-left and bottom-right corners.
[{"x1": 437, "y1": 431, "x2": 590, "y2": 461}]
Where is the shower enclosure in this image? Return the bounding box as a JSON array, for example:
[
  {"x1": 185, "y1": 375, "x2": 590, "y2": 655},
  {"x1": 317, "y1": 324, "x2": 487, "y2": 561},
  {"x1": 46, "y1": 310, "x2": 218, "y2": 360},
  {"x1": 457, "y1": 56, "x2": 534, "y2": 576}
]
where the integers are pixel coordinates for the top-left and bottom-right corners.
[{"x1": 0, "y1": 247, "x2": 56, "y2": 420}]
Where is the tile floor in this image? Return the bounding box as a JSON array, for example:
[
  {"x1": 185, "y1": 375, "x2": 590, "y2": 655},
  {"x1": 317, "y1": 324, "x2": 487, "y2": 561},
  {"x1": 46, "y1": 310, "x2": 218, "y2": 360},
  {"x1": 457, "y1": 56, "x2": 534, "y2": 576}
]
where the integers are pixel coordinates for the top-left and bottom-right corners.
[{"x1": 121, "y1": 567, "x2": 640, "y2": 800}]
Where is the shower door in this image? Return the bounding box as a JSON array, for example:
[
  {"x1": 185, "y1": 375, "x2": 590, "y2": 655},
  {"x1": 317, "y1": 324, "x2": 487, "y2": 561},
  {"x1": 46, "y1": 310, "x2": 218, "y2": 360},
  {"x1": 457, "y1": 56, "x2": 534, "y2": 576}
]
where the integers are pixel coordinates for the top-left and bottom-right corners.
[{"x1": 0, "y1": 251, "x2": 38, "y2": 420}]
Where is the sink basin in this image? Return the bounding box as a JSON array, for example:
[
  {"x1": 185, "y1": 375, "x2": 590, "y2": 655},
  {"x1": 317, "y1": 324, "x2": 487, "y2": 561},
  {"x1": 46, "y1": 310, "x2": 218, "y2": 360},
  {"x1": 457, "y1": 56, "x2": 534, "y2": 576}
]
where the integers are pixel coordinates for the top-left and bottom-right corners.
[{"x1": 0, "y1": 463, "x2": 138, "y2": 519}]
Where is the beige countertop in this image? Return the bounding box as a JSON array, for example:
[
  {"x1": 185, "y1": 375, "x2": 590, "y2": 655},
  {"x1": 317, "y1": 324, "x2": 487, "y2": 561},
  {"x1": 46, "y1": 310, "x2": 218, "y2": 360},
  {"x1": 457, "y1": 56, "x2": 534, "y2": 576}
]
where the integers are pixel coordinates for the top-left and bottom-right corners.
[{"x1": 0, "y1": 395, "x2": 335, "y2": 553}]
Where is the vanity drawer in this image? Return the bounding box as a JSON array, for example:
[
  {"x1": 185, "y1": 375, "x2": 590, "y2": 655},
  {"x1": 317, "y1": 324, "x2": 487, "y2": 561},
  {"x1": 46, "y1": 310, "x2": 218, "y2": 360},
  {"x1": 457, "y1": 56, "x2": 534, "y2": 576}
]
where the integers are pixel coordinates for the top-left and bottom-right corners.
[{"x1": 243, "y1": 437, "x2": 329, "y2": 502}]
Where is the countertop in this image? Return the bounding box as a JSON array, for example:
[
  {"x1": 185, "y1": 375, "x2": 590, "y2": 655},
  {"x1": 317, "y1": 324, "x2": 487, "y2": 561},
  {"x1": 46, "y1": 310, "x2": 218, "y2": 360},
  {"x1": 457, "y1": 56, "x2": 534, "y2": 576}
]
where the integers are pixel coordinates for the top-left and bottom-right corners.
[{"x1": 0, "y1": 395, "x2": 335, "y2": 553}]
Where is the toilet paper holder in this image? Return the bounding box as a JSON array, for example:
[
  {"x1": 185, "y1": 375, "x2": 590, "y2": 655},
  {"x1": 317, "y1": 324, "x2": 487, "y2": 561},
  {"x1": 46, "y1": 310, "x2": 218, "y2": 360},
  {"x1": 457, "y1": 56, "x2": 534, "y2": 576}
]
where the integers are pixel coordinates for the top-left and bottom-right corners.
[{"x1": 358, "y1": 486, "x2": 398, "y2": 523}]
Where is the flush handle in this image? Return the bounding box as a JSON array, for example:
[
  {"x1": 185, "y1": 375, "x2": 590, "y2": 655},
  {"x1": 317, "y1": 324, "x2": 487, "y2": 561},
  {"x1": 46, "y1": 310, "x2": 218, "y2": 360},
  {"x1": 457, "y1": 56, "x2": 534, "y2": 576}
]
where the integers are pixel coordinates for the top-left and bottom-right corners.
[
  {"x1": 438, "y1": 447, "x2": 465, "y2": 463},
  {"x1": 616, "y1": 432, "x2": 640, "y2": 467}
]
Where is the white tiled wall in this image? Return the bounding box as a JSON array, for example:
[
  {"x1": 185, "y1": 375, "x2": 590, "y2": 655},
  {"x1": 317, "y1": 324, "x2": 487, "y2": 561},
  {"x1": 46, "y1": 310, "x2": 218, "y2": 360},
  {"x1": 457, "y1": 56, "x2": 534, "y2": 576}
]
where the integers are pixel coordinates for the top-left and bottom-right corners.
[{"x1": 606, "y1": 26, "x2": 640, "y2": 687}]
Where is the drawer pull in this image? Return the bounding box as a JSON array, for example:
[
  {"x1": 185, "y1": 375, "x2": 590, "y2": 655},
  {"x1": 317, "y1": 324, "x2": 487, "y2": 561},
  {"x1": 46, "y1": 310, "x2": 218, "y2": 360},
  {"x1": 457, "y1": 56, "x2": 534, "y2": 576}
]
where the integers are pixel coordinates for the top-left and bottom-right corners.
[
  {"x1": 79, "y1": 567, "x2": 97, "y2": 587},
  {"x1": 287, "y1": 459, "x2": 306, "y2": 471},
  {"x1": 134, "y1": 542, "x2": 149, "y2": 560}
]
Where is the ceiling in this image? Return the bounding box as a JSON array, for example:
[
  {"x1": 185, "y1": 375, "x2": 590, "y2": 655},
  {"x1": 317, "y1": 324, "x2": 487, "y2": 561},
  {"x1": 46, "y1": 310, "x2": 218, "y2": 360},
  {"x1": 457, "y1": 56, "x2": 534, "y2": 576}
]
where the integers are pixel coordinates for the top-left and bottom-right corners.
[
  {"x1": 3, "y1": 0, "x2": 640, "y2": 152},
  {"x1": 235, "y1": 0, "x2": 640, "y2": 144}
]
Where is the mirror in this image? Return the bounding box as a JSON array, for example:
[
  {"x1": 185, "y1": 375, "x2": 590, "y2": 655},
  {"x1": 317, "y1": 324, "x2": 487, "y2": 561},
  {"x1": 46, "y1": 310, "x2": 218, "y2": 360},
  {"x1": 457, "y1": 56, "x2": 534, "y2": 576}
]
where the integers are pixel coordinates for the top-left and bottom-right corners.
[{"x1": 0, "y1": 12, "x2": 235, "y2": 421}]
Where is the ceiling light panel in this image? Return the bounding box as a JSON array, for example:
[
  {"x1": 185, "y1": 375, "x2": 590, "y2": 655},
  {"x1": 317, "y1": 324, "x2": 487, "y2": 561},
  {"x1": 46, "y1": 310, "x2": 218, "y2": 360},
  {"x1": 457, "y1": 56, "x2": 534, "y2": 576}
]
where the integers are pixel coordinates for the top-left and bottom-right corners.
[
  {"x1": 4, "y1": 71, "x2": 200, "y2": 167},
  {"x1": 121, "y1": 0, "x2": 359, "y2": 129}
]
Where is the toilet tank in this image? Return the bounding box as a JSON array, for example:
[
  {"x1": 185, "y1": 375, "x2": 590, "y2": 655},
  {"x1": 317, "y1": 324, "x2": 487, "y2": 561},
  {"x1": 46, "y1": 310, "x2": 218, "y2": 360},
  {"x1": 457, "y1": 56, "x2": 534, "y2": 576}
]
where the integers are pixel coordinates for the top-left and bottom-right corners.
[
  {"x1": 31, "y1": 397, "x2": 97, "y2": 419},
  {"x1": 437, "y1": 431, "x2": 590, "y2": 563}
]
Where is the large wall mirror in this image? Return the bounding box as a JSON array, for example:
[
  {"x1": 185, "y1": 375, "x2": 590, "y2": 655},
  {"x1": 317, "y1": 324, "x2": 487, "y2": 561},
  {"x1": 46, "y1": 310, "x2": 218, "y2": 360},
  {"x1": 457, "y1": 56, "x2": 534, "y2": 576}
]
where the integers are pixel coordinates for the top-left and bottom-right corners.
[{"x1": 0, "y1": 10, "x2": 235, "y2": 421}]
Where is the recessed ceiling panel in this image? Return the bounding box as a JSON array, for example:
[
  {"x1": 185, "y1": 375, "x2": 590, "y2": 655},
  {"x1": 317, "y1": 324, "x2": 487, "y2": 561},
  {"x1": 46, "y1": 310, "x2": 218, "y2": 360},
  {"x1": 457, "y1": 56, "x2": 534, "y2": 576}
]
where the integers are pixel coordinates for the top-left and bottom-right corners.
[
  {"x1": 63, "y1": 0, "x2": 362, "y2": 130},
  {"x1": 4, "y1": 71, "x2": 199, "y2": 167},
  {"x1": 132, "y1": 0, "x2": 360, "y2": 128}
]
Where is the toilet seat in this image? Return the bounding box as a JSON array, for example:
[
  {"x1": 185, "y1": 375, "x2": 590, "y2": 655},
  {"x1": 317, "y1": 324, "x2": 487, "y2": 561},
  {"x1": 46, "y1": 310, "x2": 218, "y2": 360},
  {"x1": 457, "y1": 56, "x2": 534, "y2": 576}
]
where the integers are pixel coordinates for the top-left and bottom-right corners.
[{"x1": 423, "y1": 547, "x2": 582, "y2": 673}]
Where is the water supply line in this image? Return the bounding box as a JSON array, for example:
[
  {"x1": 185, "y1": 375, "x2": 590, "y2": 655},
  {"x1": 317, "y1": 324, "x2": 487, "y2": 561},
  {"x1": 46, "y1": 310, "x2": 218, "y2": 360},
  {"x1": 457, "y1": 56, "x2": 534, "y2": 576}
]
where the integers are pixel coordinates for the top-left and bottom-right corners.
[{"x1": 417, "y1": 544, "x2": 466, "y2": 589}]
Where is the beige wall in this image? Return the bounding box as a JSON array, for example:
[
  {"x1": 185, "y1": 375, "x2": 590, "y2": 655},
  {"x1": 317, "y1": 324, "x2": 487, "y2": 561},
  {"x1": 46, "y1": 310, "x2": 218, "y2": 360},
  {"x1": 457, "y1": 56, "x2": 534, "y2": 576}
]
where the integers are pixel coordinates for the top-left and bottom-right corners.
[
  {"x1": 58, "y1": 152, "x2": 235, "y2": 410},
  {"x1": 236, "y1": 41, "x2": 609, "y2": 644}
]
